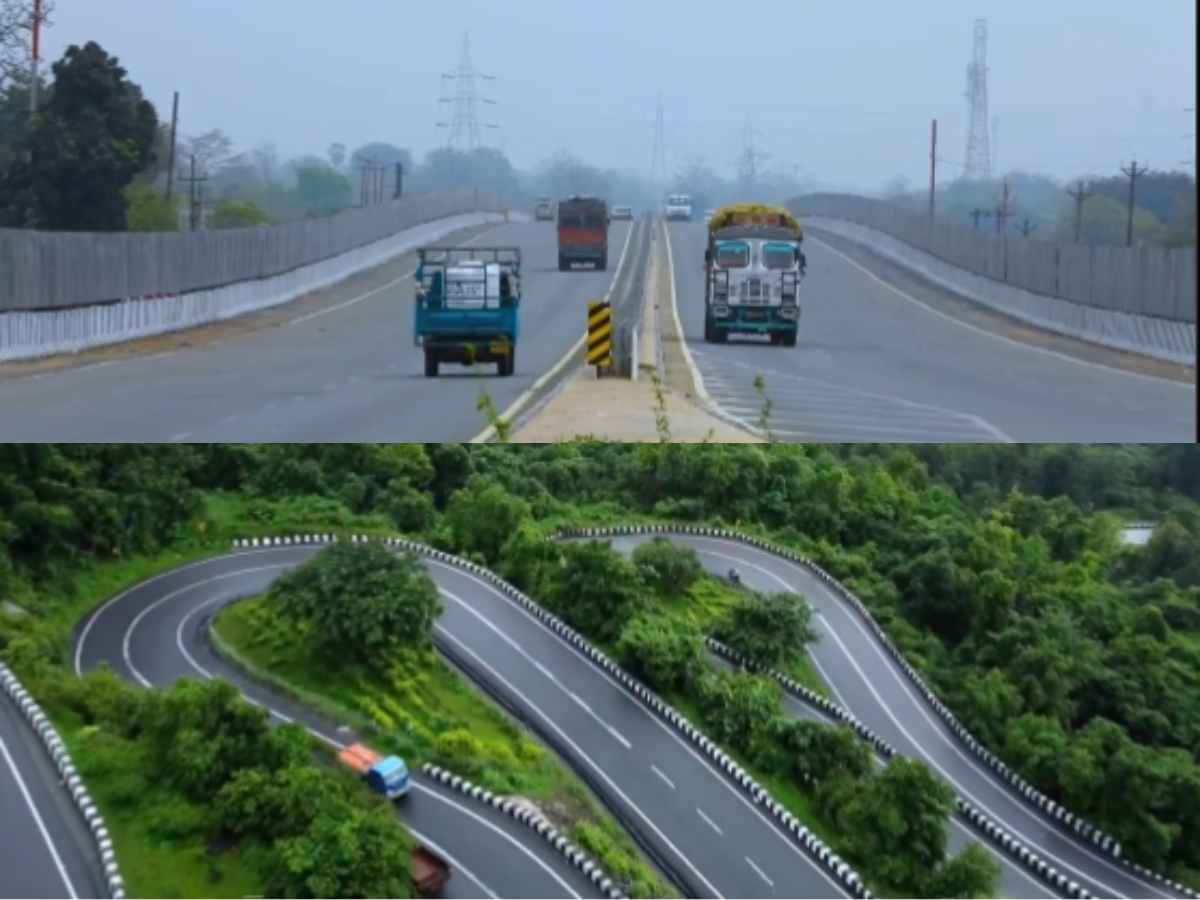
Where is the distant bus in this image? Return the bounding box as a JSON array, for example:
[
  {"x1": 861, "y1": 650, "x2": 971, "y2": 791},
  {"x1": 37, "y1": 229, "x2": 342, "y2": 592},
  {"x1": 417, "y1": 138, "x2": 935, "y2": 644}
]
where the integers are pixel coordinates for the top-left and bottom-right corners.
[{"x1": 557, "y1": 196, "x2": 608, "y2": 271}]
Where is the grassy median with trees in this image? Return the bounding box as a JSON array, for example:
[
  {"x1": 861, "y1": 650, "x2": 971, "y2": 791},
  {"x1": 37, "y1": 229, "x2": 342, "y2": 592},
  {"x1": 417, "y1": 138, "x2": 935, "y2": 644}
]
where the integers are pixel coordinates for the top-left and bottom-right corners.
[{"x1": 1, "y1": 444, "x2": 1198, "y2": 893}]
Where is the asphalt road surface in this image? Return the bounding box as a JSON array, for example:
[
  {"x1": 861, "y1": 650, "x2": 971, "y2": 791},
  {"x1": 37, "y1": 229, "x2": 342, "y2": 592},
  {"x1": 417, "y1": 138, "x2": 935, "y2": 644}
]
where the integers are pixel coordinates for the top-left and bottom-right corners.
[
  {"x1": 666, "y1": 220, "x2": 1195, "y2": 442},
  {"x1": 73, "y1": 545, "x2": 855, "y2": 899},
  {"x1": 607, "y1": 532, "x2": 1191, "y2": 900},
  {"x1": 0, "y1": 219, "x2": 633, "y2": 441},
  {"x1": 0, "y1": 684, "x2": 104, "y2": 899}
]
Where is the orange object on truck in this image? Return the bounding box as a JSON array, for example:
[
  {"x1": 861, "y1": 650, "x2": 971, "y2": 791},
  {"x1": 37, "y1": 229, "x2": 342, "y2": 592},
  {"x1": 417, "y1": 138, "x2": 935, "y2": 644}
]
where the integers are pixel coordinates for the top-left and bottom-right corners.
[{"x1": 557, "y1": 196, "x2": 609, "y2": 271}]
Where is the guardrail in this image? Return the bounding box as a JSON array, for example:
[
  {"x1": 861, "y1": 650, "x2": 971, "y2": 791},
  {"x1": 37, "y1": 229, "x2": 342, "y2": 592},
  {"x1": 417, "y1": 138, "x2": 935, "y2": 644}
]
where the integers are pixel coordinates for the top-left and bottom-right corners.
[{"x1": 0, "y1": 661, "x2": 125, "y2": 898}]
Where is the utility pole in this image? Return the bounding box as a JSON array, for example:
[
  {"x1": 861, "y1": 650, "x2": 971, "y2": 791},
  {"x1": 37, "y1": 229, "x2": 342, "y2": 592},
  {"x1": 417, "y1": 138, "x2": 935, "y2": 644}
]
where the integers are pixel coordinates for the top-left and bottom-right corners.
[
  {"x1": 179, "y1": 154, "x2": 208, "y2": 230},
  {"x1": 998, "y1": 178, "x2": 1011, "y2": 280},
  {"x1": 165, "y1": 91, "x2": 180, "y2": 202},
  {"x1": 928, "y1": 118, "x2": 937, "y2": 226},
  {"x1": 1018, "y1": 217, "x2": 1037, "y2": 237},
  {"x1": 970, "y1": 207, "x2": 988, "y2": 230},
  {"x1": 394, "y1": 163, "x2": 404, "y2": 199},
  {"x1": 1066, "y1": 180, "x2": 1092, "y2": 243},
  {"x1": 1119, "y1": 156, "x2": 1148, "y2": 246},
  {"x1": 29, "y1": 0, "x2": 43, "y2": 118}
]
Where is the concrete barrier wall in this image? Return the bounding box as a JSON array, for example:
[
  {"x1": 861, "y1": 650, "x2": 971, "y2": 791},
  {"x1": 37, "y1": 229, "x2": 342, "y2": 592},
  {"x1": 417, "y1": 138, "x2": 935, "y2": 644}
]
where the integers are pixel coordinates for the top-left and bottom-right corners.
[
  {"x1": 0, "y1": 190, "x2": 503, "y2": 312},
  {"x1": 792, "y1": 193, "x2": 1196, "y2": 323},
  {"x1": 0, "y1": 210, "x2": 506, "y2": 363},
  {"x1": 805, "y1": 216, "x2": 1196, "y2": 365}
]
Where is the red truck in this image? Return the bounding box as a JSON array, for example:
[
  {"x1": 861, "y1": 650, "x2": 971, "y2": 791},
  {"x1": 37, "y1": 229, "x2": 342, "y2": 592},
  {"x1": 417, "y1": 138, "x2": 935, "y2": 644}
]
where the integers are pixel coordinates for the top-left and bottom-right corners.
[{"x1": 557, "y1": 196, "x2": 608, "y2": 271}]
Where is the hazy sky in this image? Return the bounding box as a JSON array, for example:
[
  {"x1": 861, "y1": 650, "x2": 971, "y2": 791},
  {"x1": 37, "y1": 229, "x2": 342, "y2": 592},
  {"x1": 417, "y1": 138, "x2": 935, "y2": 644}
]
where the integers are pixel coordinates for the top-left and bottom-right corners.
[{"x1": 40, "y1": 0, "x2": 1197, "y2": 190}]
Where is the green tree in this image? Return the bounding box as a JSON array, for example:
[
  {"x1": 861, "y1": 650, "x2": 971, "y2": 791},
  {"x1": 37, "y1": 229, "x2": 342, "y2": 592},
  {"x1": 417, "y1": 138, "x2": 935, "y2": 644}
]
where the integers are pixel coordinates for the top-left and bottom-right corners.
[
  {"x1": 835, "y1": 757, "x2": 956, "y2": 896},
  {"x1": 295, "y1": 162, "x2": 352, "y2": 217},
  {"x1": 216, "y1": 763, "x2": 346, "y2": 840},
  {"x1": 616, "y1": 613, "x2": 705, "y2": 691},
  {"x1": 211, "y1": 197, "x2": 272, "y2": 229},
  {"x1": 124, "y1": 181, "x2": 178, "y2": 231},
  {"x1": 444, "y1": 475, "x2": 531, "y2": 565},
  {"x1": 696, "y1": 670, "x2": 781, "y2": 755},
  {"x1": 631, "y1": 537, "x2": 704, "y2": 597},
  {"x1": 541, "y1": 540, "x2": 646, "y2": 641},
  {"x1": 268, "y1": 542, "x2": 443, "y2": 664},
  {"x1": 772, "y1": 719, "x2": 873, "y2": 785},
  {"x1": 263, "y1": 801, "x2": 415, "y2": 898},
  {"x1": 0, "y1": 41, "x2": 158, "y2": 229},
  {"x1": 715, "y1": 591, "x2": 818, "y2": 669},
  {"x1": 924, "y1": 842, "x2": 1002, "y2": 899}
]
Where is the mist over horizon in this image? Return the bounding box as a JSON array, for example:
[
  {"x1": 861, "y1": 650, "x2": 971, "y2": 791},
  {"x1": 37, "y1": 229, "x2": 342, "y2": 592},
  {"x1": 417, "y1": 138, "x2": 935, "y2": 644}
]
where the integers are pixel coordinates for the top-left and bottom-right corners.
[{"x1": 33, "y1": 0, "x2": 1196, "y2": 195}]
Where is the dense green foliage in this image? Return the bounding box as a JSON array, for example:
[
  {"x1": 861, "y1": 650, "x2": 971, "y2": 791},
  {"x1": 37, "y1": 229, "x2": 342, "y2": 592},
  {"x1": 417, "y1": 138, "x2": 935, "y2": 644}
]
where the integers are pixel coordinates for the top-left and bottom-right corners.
[
  {"x1": 0, "y1": 41, "x2": 158, "y2": 229},
  {"x1": 715, "y1": 590, "x2": 818, "y2": 669},
  {"x1": 631, "y1": 537, "x2": 704, "y2": 596},
  {"x1": 33, "y1": 670, "x2": 416, "y2": 897},
  {"x1": 2, "y1": 442, "x2": 1199, "y2": 886},
  {"x1": 267, "y1": 542, "x2": 442, "y2": 664}
]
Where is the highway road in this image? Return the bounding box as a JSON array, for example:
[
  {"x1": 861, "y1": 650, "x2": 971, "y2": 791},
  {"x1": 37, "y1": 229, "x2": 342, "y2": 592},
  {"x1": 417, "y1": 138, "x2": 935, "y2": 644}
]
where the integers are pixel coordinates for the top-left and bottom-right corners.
[
  {"x1": 0, "y1": 680, "x2": 104, "y2": 899},
  {"x1": 665, "y1": 220, "x2": 1195, "y2": 442},
  {"x1": 74, "y1": 545, "x2": 856, "y2": 899},
  {"x1": 0, "y1": 218, "x2": 633, "y2": 442},
  {"x1": 607, "y1": 531, "x2": 1191, "y2": 900}
]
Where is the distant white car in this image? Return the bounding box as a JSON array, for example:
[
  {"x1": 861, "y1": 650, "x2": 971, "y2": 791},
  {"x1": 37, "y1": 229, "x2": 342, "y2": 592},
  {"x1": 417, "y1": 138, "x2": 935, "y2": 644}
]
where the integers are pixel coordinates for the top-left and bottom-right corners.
[
  {"x1": 611, "y1": 205, "x2": 633, "y2": 220},
  {"x1": 703, "y1": 209, "x2": 715, "y2": 225}
]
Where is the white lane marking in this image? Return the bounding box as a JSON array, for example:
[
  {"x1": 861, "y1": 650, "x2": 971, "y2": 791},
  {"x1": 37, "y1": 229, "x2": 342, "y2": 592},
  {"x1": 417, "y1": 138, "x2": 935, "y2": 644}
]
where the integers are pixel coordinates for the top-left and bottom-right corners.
[
  {"x1": 810, "y1": 232, "x2": 1195, "y2": 388},
  {"x1": 288, "y1": 270, "x2": 414, "y2": 326},
  {"x1": 75, "y1": 549, "x2": 272, "y2": 676},
  {"x1": 433, "y1": 625, "x2": 723, "y2": 898},
  {"x1": 694, "y1": 538, "x2": 1169, "y2": 899},
  {"x1": 706, "y1": 355, "x2": 1012, "y2": 442},
  {"x1": 0, "y1": 733, "x2": 79, "y2": 899},
  {"x1": 469, "y1": 219, "x2": 637, "y2": 443},
  {"x1": 745, "y1": 856, "x2": 774, "y2": 888},
  {"x1": 651, "y1": 765, "x2": 675, "y2": 790},
  {"x1": 438, "y1": 588, "x2": 632, "y2": 750},
  {"x1": 696, "y1": 807, "x2": 723, "y2": 835},
  {"x1": 426, "y1": 559, "x2": 852, "y2": 899},
  {"x1": 169, "y1": 584, "x2": 573, "y2": 899}
]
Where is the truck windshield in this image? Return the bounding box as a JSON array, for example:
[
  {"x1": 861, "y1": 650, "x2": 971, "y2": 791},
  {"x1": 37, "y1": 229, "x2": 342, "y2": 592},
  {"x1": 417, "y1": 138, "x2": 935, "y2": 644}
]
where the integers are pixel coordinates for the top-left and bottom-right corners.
[
  {"x1": 715, "y1": 242, "x2": 749, "y2": 268},
  {"x1": 762, "y1": 242, "x2": 797, "y2": 269},
  {"x1": 560, "y1": 210, "x2": 605, "y2": 228}
]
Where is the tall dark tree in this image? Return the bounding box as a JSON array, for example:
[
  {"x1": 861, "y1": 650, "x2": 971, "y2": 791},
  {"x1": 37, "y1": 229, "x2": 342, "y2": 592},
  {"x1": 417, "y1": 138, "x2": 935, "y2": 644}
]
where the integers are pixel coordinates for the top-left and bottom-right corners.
[{"x1": 0, "y1": 41, "x2": 157, "y2": 229}]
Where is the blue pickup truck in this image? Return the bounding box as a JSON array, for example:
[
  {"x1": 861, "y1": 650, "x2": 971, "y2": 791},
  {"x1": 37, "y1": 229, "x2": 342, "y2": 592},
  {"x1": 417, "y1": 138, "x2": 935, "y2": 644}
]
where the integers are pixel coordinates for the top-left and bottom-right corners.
[{"x1": 414, "y1": 247, "x2": 521, "y2": 377}]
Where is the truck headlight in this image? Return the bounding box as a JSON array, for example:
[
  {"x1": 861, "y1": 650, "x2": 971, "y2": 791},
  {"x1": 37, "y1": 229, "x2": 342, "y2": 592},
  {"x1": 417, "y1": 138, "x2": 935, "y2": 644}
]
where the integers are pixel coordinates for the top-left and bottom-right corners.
[
  {"x1": 713, "y1": 305, "x2": 730, "y2": 317},
  {"x1": 779, "y1": 306, "x2": 798, "y2": 319}
]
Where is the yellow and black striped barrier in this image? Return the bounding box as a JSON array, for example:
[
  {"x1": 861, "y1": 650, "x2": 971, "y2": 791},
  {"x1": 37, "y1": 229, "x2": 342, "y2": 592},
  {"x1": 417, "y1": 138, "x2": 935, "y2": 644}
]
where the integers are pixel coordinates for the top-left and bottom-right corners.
[{"x1": 586, "y1": 300, "x2": 612, "y2": 371}]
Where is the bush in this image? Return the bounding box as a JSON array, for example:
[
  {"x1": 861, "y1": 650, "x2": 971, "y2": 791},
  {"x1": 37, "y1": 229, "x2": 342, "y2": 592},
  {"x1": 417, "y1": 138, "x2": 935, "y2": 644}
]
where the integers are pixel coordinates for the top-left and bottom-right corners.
[
  {"x1": 616, "y1": 614, "x2": 705, "y2": 692},
  {"x1": 432, "y1": 728, "x2": 487, "y2": 778},
  {"x1": 541, "y1": 541, "x2": 647, "y2": 642},
  {"x1": 631, "y1": 538, "x2": 703, "y2": 596},
  {"x1": 146, "y1": 794, "x2": 210, "y2": 842},
  {"x1": 696, "y1": 670, "x2": 781, "y2": 755},
  {"x1": 715, "y1": 591, "x2": 818, "y2": 670},
  {"x1": 773, "y1": 719, "x2": 873, "y2": 785}
]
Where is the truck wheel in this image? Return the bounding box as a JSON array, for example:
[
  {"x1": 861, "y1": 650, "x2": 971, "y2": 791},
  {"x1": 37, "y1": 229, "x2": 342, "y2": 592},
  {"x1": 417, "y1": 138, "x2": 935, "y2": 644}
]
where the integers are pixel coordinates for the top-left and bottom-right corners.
[
  {"x1": 704, "y1": 318, "x2": 716, "y2": 343},
  {"x1": 501, "y1": 348, "x2": 515, "y2": 376},
  {"x1": 782, "y1": 331, "x2": 797, "y2": 348},
  {"x1": 597, "y1": 256, "x2": 607, "y2": 271},
  {"x1": 424, "y1": 350, "x2": 438, "y2": 377},
  {"x1": 558, "y1": 255, "x2": 568, "y2": 272}
]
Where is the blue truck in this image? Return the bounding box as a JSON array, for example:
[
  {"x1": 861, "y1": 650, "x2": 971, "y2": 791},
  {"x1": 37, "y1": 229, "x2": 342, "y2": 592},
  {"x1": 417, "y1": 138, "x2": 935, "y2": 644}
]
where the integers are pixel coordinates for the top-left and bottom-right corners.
[{"x1": 414, "y1": 247, "x2": 521, "y2": 377}]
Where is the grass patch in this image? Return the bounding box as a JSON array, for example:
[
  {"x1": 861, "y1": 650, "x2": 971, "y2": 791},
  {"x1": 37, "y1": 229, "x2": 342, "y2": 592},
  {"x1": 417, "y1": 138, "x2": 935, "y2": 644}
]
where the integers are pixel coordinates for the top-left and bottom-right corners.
[
  {"x1": 50, "y1": 706, "x2": 266, "y2": 899},
  {"x1": 214, "y1": 594, "x2": 675, "y2": 900}
]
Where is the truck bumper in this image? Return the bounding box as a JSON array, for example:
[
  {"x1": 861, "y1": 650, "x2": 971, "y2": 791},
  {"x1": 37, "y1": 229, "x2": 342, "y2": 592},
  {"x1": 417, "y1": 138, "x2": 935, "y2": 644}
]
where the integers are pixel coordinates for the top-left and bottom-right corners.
[
  {"x1": 423, "y1": 337, "x2": 514, "y2": 363},
  {"x1": 712, "y1": 313, "x2": 798, "y2": 333}
]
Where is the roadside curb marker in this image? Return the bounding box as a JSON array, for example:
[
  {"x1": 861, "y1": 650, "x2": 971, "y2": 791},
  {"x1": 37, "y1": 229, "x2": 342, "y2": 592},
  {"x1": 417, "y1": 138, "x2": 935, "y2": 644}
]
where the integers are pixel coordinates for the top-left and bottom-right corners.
[
  {"x1": 421, "y1": 763, "x2": 625, "y2": 899},
  {"x1": 555, "y1": 525, "x2": 1200, "y2": 900},
  {"x1": 704, "y1": 638, "x2": 1095, "y2": 899},
  {"x1": 0, "y1": 661, "x2": 126, "y2": 898},
  {"x1": 231, "y1": 534, "x2": 872, "y2": 900}
]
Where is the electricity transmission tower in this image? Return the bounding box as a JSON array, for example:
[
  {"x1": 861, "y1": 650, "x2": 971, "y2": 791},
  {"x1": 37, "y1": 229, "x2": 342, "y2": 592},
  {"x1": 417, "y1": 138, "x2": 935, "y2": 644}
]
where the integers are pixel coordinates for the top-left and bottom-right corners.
[
  {"x1": 437, "y1": 33, "x2": 497, "y2": 151},
  {"x1": 650, "y1": 94, "x2": 668, "y2": 192},
  {"x1": 736, "y1": 116, "x2": 769, "y2": 190},
  {"x1": 963, "y1": 18, "x2": 992, "y2": 180}
]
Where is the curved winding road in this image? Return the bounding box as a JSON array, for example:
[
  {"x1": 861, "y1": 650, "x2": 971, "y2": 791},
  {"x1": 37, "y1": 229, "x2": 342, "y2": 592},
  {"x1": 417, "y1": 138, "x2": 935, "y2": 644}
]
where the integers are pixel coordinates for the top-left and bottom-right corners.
[
  {"x1": 666, "y1": 220, "x2": 1195, "y2": 442},
  {"x1": 73, "y1": 546, "x2": 854, "y2": 900},
  {"x1": 605, "y1": 531, "x2": 1191, "y2": 900},
  {"x1": 0, "y1": 218, "x2": 634, "y2": 442}
]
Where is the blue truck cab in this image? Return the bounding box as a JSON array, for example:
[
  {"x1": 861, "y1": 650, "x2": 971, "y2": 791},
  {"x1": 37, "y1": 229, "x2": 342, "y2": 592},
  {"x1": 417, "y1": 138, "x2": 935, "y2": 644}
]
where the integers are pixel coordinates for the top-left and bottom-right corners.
[
  {"x1": 414, "y1": 247, "x2": 521, "y2": 377},
  {"x1": 365, "y1": 755, "x2": 411, "y2": 799}
]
